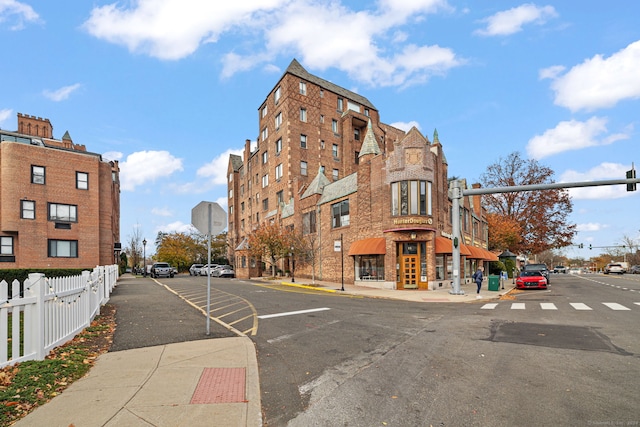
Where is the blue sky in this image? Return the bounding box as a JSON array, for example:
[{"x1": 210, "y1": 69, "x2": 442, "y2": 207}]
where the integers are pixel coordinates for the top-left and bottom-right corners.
[{"x1": 1, "y1": 0, "x2": 639, "y2": 260}]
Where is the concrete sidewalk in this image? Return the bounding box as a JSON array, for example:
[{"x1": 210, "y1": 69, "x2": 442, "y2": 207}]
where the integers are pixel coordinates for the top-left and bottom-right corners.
[{"x1": 14, "y1": 277, "x2": 513, "y2": 427}]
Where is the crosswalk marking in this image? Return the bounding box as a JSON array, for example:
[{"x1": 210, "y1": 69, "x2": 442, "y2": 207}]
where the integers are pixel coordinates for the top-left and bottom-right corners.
[
  {"x1": 602, "y1": 302, "x2": 631, "y2": 311},
  {"x1": 511, "y1": 303, "x2": 526, "y2": 310},
  {"x1": 570, "y1": 303, "x2": 592, "y2": 310},
  {"x1": 481, "y1": 303, "x2": 498, "y2": 309},
  {"x1": 540, "y1": 303, "x2": 557, "y2": 310},
  {"x1": 635, "y1": 303, "x2": 640, "y2": 306}
]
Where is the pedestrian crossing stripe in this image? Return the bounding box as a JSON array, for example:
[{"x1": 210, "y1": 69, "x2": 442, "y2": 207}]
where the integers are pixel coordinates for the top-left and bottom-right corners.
[{"x1": 479, "y1": 302, "x2": 640, "y2": 311}]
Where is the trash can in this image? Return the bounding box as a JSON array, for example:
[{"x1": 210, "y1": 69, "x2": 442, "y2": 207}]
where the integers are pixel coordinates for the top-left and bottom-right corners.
[{"x1": 488, "y1": 275, "x2": 500, "y2": 291}]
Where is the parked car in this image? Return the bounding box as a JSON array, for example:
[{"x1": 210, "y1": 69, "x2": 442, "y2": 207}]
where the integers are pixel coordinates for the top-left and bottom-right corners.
[
  {"x1": 150, "y1": 262, "x2": 174, "y2": 278},
  {"x1": 630, "y1": 265, "x2": 640, "y2": 274},
  {"x1": 553, "y1": 265, "x2": 568, "y2": 274},
  {"x1": 568, "y1": 267, "x2": 582, "y2": 274},
  {"x1": 200, "y1": 264, "x2": 219, "y2": 276},
  {"x1": 522, "y1": 263, "x2": 550, "y2": 284},
  {"x1": 604, "y1": 263, "x2": 625, "y2": 274},
  {"x1": 189, "y1": 264, "x2": 203, "y2": 276},
  {"x1": 213, "y1": 265, "x2": 235, "y2": 278},
  {"x1": 516, "y1": 271, "x2": 548, "y2": 289},
  {"x1": 172, "y1": 266, "x2": 178, "y2": 275}
]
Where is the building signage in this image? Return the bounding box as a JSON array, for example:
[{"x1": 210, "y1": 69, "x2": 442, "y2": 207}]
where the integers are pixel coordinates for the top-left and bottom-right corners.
[
  {"x1": 334, "y1": 240, "x2": 342, "y2": 252},
  {"x1": 392, "y1": 217, "x2": 433, "y2": 225}
]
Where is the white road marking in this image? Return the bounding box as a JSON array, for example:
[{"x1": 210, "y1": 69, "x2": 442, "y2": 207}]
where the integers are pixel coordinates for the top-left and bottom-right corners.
[
  {"x1": 602, "y1": 302, "x2": 631, "y2": 311},
  {"x1": 511, "y1": 303, "x2": 526, "y2": 310},
  {"x1": 481, "y1": 303, "x2": 498, "y2": 309},
  {"x1": 258, "y1": 307, "x2": 331, "y2": 319},
  {"x1": 540, "y1": 303, "x2": 557, "y2": 310},
  {"x1": 570, "y1": 303, "x2": 592, "y2": 310}
]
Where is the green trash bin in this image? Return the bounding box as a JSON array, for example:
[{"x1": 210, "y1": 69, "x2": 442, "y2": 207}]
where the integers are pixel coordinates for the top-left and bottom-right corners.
[{"x1": 488, "y1": 275, "x2": 500, "y2": 291}]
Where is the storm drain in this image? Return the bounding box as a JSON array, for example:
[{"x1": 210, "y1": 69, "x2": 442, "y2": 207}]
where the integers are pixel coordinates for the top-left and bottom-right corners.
[{"x1": 190, "y1": 367, "x2": 246, "y2": 404}]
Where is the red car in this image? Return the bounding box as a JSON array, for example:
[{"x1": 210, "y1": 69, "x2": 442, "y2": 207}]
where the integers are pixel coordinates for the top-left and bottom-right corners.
[{"x1": 516, "y1": 271, "x2": 548, "y2": 289}]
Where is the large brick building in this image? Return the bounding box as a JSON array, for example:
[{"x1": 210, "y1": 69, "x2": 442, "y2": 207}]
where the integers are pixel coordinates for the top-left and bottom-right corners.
[
  {"x1": 0, "y1": 113, "x2": 120, "y2": 269},
  {"x1": 227, "y1": 59, "x2": 496, "y2": 290}
]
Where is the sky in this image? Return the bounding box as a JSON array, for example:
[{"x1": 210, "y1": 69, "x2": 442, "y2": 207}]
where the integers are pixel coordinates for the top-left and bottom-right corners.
[{"x1": 1, "y1": 0, "x2": 639, "y2": 261}]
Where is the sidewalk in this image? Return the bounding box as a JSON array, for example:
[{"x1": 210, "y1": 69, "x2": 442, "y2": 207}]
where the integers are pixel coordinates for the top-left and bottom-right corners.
[{"x1": 13, "y1": 276, "x2": 513, "y2": 427}]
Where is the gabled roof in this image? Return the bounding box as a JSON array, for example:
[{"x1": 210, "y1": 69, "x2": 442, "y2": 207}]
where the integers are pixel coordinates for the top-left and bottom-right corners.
[
  {"x1": 284, "y1": 59, "x2": 376, "y2": 110},
  {"x1": 358, "y1": 119, "x2": 381, "y2": 157},
  {"x1": 301, "y1": 166, "x2": 331, "y2": 199},
  {"x1": 229, "y1": 154, "x2": 243, "y2": 172},
  {"x1": 318, "y1": 172, "x2": 358, "y2": 205}
]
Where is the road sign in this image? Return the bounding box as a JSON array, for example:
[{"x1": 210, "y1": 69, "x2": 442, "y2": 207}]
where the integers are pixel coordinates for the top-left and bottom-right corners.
[{"x1": 191, "y1": 201, "x2": 227, "y2": 235}]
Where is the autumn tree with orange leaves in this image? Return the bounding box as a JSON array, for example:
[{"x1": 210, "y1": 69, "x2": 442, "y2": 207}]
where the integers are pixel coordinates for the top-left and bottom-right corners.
[
  {"x1": 247, "y1": 222, "x2": 290, "y2": 277},
  {"x1": 480, "y1": 152, "x2": 576, "y2": 255}
]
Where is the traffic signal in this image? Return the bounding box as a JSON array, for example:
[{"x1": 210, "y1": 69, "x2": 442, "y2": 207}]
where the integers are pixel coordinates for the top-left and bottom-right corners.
[
  {"x1": 578, "y1": 243, "x2": 583, "y2": 249},
  {"x1": 627, "y1": 167, "x2": 637, "y2": 191},
  {"x1": 589, "y1": 244, "x2": 592, "y2": 250}
]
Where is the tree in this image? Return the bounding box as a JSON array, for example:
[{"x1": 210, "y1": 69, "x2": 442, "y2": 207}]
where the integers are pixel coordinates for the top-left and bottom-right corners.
[
  {"x1": 480, "y1": 152, "x2": 576, "y2": 255},
  {"x1": 247, "y1": 223, "x2": 289, "y2": 277},
  {"x1": 486, "y1": 213, "x2": 522, "y2": 252},
  {"x1": 126, "y1": 224, "x2": 144, "y2": 270}
]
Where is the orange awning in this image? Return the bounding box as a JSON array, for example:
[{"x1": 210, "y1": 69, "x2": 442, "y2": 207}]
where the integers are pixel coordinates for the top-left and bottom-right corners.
[
  {"x1": 483, "y1": 249, "x2": 499, "y2": 261},
  {"x1": 466, "y1": 245, "x2": 486, "y2": 259},
  {"x1": 434, "y1": 237, "x2": 471, "y2": 256},
  {"x1": 348, "y1": 237, "x2": 386, "y2": 256}
]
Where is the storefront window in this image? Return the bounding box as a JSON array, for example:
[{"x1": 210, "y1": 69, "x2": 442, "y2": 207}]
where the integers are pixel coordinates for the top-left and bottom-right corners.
[
  {"x1": 436, "y1": 255, "x2": 444, "y2": 280},
  {"x1": 420, "y1": 242, "x2": 427, "y2": 282},
  {"x1": 355, "y1": 255, "x2": 385, "y2": 280}
]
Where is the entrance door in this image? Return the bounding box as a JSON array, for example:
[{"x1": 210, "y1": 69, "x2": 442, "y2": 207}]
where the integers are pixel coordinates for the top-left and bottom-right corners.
[{"x1": 401, "y1": 255, "x2": 418, "y2": 289}]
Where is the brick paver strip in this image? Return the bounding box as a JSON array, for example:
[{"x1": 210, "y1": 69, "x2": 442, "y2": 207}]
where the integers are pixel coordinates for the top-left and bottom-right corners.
[{"x1": 190, "y1": 367, "x2": 247, "y2": 404}]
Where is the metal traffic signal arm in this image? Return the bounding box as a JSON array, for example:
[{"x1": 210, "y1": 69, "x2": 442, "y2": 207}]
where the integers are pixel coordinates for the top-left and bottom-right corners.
[{"x1": 449, "y1": 169, "x2": 640, "y2": 295}]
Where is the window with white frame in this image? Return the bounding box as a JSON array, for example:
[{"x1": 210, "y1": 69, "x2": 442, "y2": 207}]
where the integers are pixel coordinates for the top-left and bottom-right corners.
[
  {"x1": 274, "y1": 86, "x2": 281, "y2": 103},
  {"x1": 332, "y1": 199, "x2": 350, "y2": 228},
  {"x1": 276, "y1": 190, "x2": 283, "y2": 205},
  {"x1": 301, "y1": 161, "x2": 308, "y2": 176},
  {"x1": 275, "y1": 112, "x2": 282, "y2": 129},
  {"x1": 76, "y1": 172, "x2": 88, "y2": 190},
  {"x1": 275, "y1": 138, "x2": 282, "y2": 154},
  {"x1": 48, "y1": 203, "x2": 77, "y2": 222},
  {"x1": 1, "y1": 236, "x2": 14, "y2": 255},
  {"x1": 300, "y1": 108, "x2": 306, "y2": 122},
  {"x1": 365, "y1": 108, "x2": 370, "y2": 117},
  {"x1": 48, "y1": 239, "x2": 78, "y2": 258},
  {"x1": 262, "y1": 197, "x2": 269, "y2": 211},
  {"x1": 275, "y1": 163, "x2": 283, "y2": 180},
  {"x1": 31, "y1": 165, "x2": 45, "y2": 184},
  {"x1": 21, "y1": 200, "x2": 35, "y2": 219},
  {"x1": 261, "y1": 105, "x2": 268, "y2": 118},
  {"x1": 332, "y1": 169, "x2": 339, "y2": 181},
  {"x1": 261, "y1": 126, "x2": 268, "y2": 141},
  {"x1": 302, "y1": 210, "x2": 317, "y2": 234},
  {"x1": 390, "y1": 180, "x2": 432, "y2": 216},
  {"x1": 262, "y1": 174, "x2": 269, "y2": 188},
  {"x1": 332, "y1": 144, "x2": 339, "y2": 158},
  {"x1": 300, "y1": 134, "x2": 307, "y2": 149},
  {"x1": 262, "y1": 151, "x2": 268, "y2": 164},
  {"x1": 332, "y1": 119, "x2": 338, "y2": 133},
  {"x1": 354, "y1": 128, "x2": 361, "y2": 141},
  {"x1": 337, "y1": 98, "x2": 343, "y2": 111},
  {"x1": 347, "y1": 100, "x2": 360, "y2": 112},
  {"x1": 299, "y1": 81, "x2": 307, "y2": 95}
]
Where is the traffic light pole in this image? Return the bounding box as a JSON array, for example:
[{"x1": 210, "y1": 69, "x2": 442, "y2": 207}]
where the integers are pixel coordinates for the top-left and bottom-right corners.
[{"x1": 449, "y1": 174, "x2": 640, "y2": 295}]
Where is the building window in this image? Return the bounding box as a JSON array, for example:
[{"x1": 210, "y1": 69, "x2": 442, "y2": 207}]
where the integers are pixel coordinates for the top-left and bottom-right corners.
[
  {"x1": 48, "y1": 203, "x2": 77, "y2": 222},
  {"x1": 301, "y1": 161, "x2": 308, "y2": 176},
  {"x1": 262, "y1": 198, "x2": 269, "y2": 211},
  {"x1": 240, "y1": 184, "x2": 244, "y2": 196},
  {"x1": 76, "y1": 172, "x2": 89, "y2": 190},
  {"x1": 332, "y1": 199, "x2": 350, "y2": 228},
  {"x1": 275, "y1": 112, "x2": 282, "y2": 129},
  {"x1": 241, "y1": 202, "x2": 245, "y2": 213},
  {"x1": 31, "y1": 165, "x2": 45, "y2": 184},
  {"x1": 1, "y1": 236, "x2": 14, "y2": 255},
  {"x1": 332, "y1": 169, "x2": 339, "y2": 181},
  {"x1": 300, "y1": 108, "x2": 307, "y2": 122},
  {"x1": 275, "y1": 163, "x2": 283, "y2": 180},
  {"x1": 390, "y1": 180, "x2": 432, "y2": 216},
  {"x1": 276, "y1": 190, "x2": 284, "y2": 205},
  {"x1": 21, "y1": 200, "x2": 36, "y2": 219},
  {"x1": 274, "y1": 86, "x2": 281, "y2": 103},
  {"x1": 355, "y1": 255, "x2": 384, "y2": 281},
  {"x1": 302, "y1": 210, "x2": 317, "y2": 234},
  {"x1": 262, "y1": 151, "x2": 268, "y2": 164},
  {"x1": 355, "y1": 151, "x2": 360, "y2": 164},
  {"x1": 332, "y1": 119, "x2": 338, "y2": 133},
  {"x1": 262, "y1": 174, "x2": 269, "y2": 188},
  {"x1": 365, "y1": 108, "x2": 370, "y2": 117},
  {"x1": 275, "y1": 138, "x2": 282, "y2": 154},
  {"x1": 241, "y1": 219, "x2": 245, "y2": 231},
  {"x1": 229, "y1": 188, "x2": 233, "y2": 198},
  {"x1": 261, "y1": 105, "x2": 268, "y2": 118},
  {"x1": 261, "y1": 126, "x2": 268, "y2": 141},
  {"x1": 48, "y1": 239, "x2": 78, "y2": 258},
  {"x1": 320, "y1": 115, "x2": 324, "y2": 124},
  {"x1": 337, "y1": 98, "x2": 343, "y2": 111},
  {"x1": 332, "y1": 144, "x2": 339, "y2": 158},
  {"x1": 320, "y1": 89, "x2": 324, "y2": 98},
  {"x1": 299, "y1": 81, "x2": 307, "y2": 95},
  {"x1": 300, "y1": 134, "x2": 307, "y2": 149},
  {"x1": 354, "y1": 128, "x2": 361, "y2": 141},
  {"x1": 229, "y1": 205, "x2": 233, "y2": 215},
  {"x1": 347, "y1": 100, "x2": 360, "y2": 112}
]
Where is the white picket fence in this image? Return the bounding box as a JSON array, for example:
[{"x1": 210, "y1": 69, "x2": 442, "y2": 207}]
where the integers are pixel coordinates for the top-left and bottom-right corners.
[{"x1": 0, "y1": 265, "x2": 119, "y2": 368}]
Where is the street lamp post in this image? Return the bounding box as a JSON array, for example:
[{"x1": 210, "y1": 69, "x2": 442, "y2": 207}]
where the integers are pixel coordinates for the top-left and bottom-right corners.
[
  {"x1": 290, "y1": 246, "x2": 295, "y2": 282},
  {"x1": 142, "y1": 238, "x2": 147, "y2": 277}
]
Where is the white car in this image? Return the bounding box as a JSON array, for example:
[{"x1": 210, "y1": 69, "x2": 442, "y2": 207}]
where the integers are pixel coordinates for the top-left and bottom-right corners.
[
  {"x1": 199, "y1": 264, "x2": 219, "y2": 276},
  {"x1": 189, "y1": 264, "x2": 203, "y2": 276}
]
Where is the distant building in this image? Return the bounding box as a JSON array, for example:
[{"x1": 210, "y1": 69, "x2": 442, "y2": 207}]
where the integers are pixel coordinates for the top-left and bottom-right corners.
[
  {"x1": 0, "y1": 113, "x2": 120, "y2": 269},
  {"x1": 227, "y1": 59, "x2": 496, "y2": 289}
]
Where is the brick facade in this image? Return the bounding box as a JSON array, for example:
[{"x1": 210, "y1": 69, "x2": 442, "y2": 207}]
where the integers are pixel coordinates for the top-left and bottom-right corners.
[
  {"x1": 0, "y1": 114, "x2": 120, "y2": 269},
  {"x1": 228, "y1": 60, "x2": 494, "y2": 289}
]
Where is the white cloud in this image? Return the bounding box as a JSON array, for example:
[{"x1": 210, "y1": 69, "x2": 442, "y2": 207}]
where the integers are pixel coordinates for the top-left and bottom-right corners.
[
  {"x1": 102, "y1": 151, "x2": 123, "y2": 161},
  {"x1": 82, "y1": 0, "x2": 463, "y2": 88},
  {"x1": 0, "y1": 0, "x2": 40, "y2": 30},
  {"x1": 576, "y1": 223, "x2": 607, "y2": 232},
  {"x1": 43, "y1": 84, "x2": 82, "y2": 102},
  {"x1": 151, "y1": 207, "x2": 172, "y2": 217},
  {"x1": 197, "y1": 148, "x2": 243, "y2": 185},
  {"x1": 119, "y1": 150, "x2": 183, "y2": 191},
  {"x1": 560, "y1": 162, "x2": 634, "y2": 200},
  {"x1": 546, "y1": 40, "x2": 640, "y2": 112},
  {"x1": 538, "y1": 65, "x2": 564, "y2": 80},
  {"x1": 390, "y1": 121, "x2": 421, "y2": 132},
  {"x1": 526, "y1": 117, "x2": 629, "y2": 159},
  {"x1": 474, "y1": 4, "x2": 557, "y2": 37},
  {"x1": 0, "y1": 108, "x2": 12, "y2": 125},
  {"x1": 155, "y1": 221, "x2": 196, "y2": 235}
]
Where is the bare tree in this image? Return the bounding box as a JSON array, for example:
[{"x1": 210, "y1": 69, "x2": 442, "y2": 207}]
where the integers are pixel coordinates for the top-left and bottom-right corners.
[{"x1": 127, "y1": 224, "x2": 144, "y2": 270}]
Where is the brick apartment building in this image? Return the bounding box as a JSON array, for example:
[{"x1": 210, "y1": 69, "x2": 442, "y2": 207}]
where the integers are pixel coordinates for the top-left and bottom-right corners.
[
  {"x1": 0, "y1": 113, "x2": 120, "y2": 269},
  {"x1": 227, "y1": 59, "x2": 496, "y2": 290}
]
